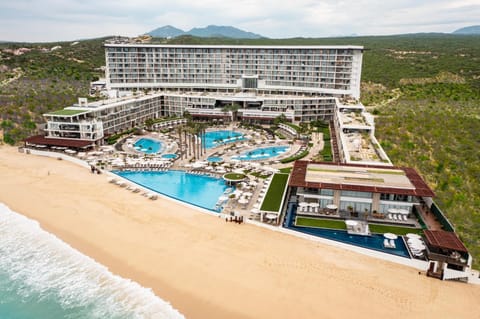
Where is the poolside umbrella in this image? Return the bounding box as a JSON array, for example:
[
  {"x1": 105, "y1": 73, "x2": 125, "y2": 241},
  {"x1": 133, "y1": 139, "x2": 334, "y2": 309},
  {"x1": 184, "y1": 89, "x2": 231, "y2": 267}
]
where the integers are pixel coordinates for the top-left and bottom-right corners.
[
  {"x1": 251, "y1": 208, "x2": 260, "y2": 215},
  {"x1": 238, "y1": 198, "x2": 249, "y2": 205},
  {"x1": 298, "y1": 202, "x2": 308, "y2": 207},
  {"x1": 309, "y1": 202, "x2": 319, "y2": 208},
  {"x1": 383, "y1": 233, "x2": 398, "y2": 240},
  {"x1": 243, "y1": 191, "x2": 253, "y2": 197},
  {"x1": 326, "y1": 204, "x2": 337, "y2": 210},
  {"x1": 398, "y1": 209, "x2": 409, "y2": 215}
]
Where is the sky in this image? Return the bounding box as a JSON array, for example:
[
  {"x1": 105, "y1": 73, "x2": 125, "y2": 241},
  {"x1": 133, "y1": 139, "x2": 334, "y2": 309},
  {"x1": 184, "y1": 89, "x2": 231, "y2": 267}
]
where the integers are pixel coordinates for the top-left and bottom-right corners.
[{"x1": 0, "y1": 0, "x2": 479, "y2": 42}]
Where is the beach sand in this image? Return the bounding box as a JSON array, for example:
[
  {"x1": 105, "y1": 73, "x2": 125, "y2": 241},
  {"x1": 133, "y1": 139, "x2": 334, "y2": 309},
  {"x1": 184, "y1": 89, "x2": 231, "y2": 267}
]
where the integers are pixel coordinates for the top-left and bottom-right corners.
[{"x1": 0, "y1": 145, "x2": 479, "y2": 319}]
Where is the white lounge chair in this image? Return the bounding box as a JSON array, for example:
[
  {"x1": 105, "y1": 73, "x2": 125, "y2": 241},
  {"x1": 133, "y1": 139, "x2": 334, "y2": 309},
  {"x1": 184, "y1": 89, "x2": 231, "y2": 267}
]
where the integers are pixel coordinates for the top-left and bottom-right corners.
[
  {"x1": 384, "y1": 238, "x2": 391, "y2": 248},
  {"x1": 389, "y1": 239, "x2": 396, "y2": 248}
]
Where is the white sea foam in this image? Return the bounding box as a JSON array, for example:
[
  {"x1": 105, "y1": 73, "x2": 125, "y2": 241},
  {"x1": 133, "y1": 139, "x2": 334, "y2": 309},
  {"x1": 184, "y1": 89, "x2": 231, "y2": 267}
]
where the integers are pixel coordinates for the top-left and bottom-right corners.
[{"x1": 0, "y1": 203, "x2": 185, "y2": 319}]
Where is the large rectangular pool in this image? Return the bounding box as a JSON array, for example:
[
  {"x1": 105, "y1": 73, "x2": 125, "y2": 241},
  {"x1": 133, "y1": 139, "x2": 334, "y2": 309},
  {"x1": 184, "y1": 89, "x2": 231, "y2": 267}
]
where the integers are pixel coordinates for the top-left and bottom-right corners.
[{"x1": 114, "y1": 170, "x2": 228, "y2": 211}]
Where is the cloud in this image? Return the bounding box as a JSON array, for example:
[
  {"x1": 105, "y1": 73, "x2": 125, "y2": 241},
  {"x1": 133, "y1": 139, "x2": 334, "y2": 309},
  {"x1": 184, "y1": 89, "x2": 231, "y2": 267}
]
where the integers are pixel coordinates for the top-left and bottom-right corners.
[{"x1": 0, "y1": 0, "x2": 479, "y2": 41}]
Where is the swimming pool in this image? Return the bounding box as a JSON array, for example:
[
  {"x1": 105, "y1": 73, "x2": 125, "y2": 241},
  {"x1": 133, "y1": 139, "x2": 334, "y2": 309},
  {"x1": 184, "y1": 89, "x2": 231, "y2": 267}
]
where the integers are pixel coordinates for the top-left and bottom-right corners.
[
  {"x1": 134, "y1": 138, "x2": 163, "y2": 154},
  {"x1": 161, "y1": 153, "x2": 178, "y2": 159},
  {"x1": 232, "y1": 146, "x2": 289, "y2": 161},
  {"x1": 114, "y1": 170, "x2": 228, "y2": 212},
  {"x1": 207, "y1": 156, "x2": 224, "y2": 162},
  {"x1": 204, "y1": 130, "x2": 246, "y2": 149},
  {"x1": 284, "y1": 203, "x2": 410, "y2": 258}
]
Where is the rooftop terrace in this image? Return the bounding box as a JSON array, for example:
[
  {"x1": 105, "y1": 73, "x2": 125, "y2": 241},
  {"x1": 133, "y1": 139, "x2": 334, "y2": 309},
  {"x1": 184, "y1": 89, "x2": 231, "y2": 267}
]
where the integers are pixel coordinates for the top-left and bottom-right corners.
[{"x1": 289, "y1": 161, "x2": 435, "y2": 197}]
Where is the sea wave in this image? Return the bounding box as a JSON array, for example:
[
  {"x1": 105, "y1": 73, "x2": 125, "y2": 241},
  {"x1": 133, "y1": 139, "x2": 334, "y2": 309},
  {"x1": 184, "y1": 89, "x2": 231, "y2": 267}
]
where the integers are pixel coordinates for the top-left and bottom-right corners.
[{"x1": 0, "y1": 203, "x2": 185, "y2": 319}]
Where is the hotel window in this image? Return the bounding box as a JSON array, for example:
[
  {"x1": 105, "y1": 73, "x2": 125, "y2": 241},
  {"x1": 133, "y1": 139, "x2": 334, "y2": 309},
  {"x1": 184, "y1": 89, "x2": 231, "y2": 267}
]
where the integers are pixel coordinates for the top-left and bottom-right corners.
[
  {"x1": 319, "y1": 189, "x2": 334, "y2": 196},
  {"x1": 340, "y1": 190, "x2": 372, "y2": 198},
  {"x1": 380, "y1": 194, "x2": 411, "y2": 202}
]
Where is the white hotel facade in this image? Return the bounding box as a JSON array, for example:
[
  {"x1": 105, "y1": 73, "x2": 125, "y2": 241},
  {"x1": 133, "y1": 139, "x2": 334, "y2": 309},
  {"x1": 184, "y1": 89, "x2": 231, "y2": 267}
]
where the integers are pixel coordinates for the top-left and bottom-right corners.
[{"x1": 104, "y1": 43, "x2": 363, "y2": 122}]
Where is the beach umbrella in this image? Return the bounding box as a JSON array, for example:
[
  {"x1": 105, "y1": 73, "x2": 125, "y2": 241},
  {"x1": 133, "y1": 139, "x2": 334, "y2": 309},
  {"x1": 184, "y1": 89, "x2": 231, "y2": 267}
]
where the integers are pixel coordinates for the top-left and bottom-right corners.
[
  {"x1": 384, "y1": 233, "x2": 398, "y2": 240},
  {"x1": 265, "y1": 213, "x2": 278, "y2": 220},
  {"x1": 238, "y1": 198, "x2": 249, "y2": 205},
  {"x1": 250, "y1": 208, "x2": 260, "y2": 214}
]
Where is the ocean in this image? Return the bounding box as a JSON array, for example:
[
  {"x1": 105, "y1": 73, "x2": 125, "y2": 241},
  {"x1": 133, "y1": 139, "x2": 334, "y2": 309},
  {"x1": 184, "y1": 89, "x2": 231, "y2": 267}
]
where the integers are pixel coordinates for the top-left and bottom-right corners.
[{"x1": 0, "y1": 203, "x2": 185, "y2": 319}]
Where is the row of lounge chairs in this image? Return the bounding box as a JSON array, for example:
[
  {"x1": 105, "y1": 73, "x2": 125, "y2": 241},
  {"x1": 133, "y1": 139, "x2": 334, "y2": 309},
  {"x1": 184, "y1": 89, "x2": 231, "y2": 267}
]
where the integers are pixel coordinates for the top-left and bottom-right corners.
[
  {"x1": 121, "y1": 165, "x2": 169, "y2": 172},
  {"x1": 109, "y1": 177, "x2": 158, "y2": 200},
  {"x1": 298, "y1": 205, "x2": 320, "y2": 214},
  {"x1": 388, "y1": 213, "x2": 408, "y2": 222}
]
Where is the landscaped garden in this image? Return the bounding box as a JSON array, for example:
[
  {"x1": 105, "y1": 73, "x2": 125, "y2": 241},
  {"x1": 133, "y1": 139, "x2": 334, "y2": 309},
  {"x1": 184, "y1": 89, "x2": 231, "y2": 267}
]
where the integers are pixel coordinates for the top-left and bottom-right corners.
[
  {"x1": 260, "y1": 173, "x2": 289, "y2": 212},
  {"x1": 296, "y1": 217, "x2": 423, "y2": 235}
]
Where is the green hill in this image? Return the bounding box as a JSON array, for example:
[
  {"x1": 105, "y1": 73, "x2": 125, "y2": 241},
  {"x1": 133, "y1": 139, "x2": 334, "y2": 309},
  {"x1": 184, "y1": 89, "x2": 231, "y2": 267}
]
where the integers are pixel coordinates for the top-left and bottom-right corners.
[{"x1": 1, "y1": 34, "x2": 479, "y2": 267}]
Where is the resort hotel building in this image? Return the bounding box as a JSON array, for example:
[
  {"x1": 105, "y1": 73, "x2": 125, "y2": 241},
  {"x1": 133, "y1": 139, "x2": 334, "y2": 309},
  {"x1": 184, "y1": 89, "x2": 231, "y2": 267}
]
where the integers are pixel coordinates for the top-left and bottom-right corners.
[{"x1": 27, "y1": 41, "x2": 368, "y2": 151}]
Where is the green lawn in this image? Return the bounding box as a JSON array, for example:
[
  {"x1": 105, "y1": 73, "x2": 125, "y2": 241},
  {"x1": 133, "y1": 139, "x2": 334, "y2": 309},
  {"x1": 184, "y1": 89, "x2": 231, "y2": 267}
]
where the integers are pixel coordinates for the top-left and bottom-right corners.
[
  {"x1": 368, "y1": 224, "x2": 423, "y2": 235},
  {"x1": 295, "y1": 217, "x2": 347, "y2": 230},
  {"x1": 260, "y1": 173, "x2": 289, "y2": 212},
  {"x1": 223, "y1": 173, "x2": 246, "y2": 180},
  {"x1": 45, "y1": 109, "x2": 88, "y2": 116},
  {"x1": 295, "y1": 217, "x2": 424, "y2": 235},
  {"x1": 279, "y1": 167, "x2": 292, "y2": 174}
]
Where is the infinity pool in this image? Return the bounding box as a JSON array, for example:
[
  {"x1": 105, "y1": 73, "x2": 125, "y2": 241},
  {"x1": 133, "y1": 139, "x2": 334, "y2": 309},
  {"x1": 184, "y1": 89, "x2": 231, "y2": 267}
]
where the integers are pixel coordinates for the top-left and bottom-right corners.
[
  {"x1": 114, "y1": 170, "x2": 228, "y2": 211},
  {"x1": 204, "y1": 130, "x2": 246, "y2": 149},
  {"x1": 134, "y1": 138, "x2": 163, "y2": 154},
  {"x1": 232, "y1": 146, "x2": 289, "y2": 161},
  {"x1": 284, "y1": 203, "x2": 410, "y2": 258}
]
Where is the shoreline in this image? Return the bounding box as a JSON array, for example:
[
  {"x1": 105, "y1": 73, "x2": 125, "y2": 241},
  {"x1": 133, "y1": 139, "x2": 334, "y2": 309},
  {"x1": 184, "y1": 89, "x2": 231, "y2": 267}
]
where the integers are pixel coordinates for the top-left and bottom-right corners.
[{"x1": 1, "y1": 145, "x2": 479, "y2": 318}]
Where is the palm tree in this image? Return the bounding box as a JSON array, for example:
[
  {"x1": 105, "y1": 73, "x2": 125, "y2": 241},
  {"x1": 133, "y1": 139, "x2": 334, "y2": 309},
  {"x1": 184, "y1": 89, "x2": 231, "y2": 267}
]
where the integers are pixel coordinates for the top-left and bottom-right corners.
[{"x1": 176, "y1": 126, "x2": 183, "y2": 159}]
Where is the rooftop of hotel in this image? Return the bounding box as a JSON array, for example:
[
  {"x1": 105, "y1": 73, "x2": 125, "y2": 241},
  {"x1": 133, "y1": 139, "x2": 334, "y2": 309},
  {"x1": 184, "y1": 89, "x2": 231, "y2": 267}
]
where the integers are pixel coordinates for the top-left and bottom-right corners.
[
  {"x1": 290, "y1": 161, "x2": 435, "y2": 197},
  {"x1": 342, "y1": 132, "x2": 389, "y2": 164},
  {"x1": 338, "y1": 111, "x2": 371, "y2": 128},
  {"x1": 104, "y1": 41, "x2": 364, "y2": 50}
]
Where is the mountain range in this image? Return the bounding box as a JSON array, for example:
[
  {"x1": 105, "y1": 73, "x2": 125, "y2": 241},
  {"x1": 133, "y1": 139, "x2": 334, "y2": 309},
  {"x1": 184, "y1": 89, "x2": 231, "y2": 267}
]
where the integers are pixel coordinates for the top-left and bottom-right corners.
[
  {"x1": 146, "y1": 25, "x2": 265, "y2": 39},
  {"x1": 452, "y1": 25, "x2": 480, "y2": 35}
]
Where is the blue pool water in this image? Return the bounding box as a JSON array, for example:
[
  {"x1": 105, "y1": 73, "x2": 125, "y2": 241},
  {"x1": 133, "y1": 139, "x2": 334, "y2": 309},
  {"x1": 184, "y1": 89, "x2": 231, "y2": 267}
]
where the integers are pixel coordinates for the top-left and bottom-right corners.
[
  {"x1": 204, "y1": 130, "x2": 246, "y2": 149},
  {"x1": 114, "y1": 170, "x2": 228, "y2": 211},
  {"x1": 284, "y1": 203, "x2": 410, "y2": 258},
  {"x1": 232, "y1": 146, "x2": 289, "y2": 161},
  {"x1": 0, "y1": 203, "x2": 184, "y2": 319},
  {"x1": 207, "y1": 156, "x2": 224, "y2": 162},
  {"x1": 134, "y1": 138, "x2": 163, "y2": 154},
  {"x1": 162, "y1": 153, "x2": 178, "y2": 159}
]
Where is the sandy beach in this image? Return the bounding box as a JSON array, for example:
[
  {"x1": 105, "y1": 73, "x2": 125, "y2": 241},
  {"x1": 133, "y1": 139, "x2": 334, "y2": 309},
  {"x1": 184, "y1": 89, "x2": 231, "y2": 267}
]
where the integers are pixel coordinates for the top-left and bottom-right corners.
[{"x1": 0, "y1": 145, "x2": 479, "y2": 319}]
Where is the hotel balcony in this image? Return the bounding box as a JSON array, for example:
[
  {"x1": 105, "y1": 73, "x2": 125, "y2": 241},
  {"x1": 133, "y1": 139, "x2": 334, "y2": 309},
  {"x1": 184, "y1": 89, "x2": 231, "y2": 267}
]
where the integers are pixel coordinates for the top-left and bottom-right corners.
[
  {"x1": 239, "y1": 109, "x2": 294, "y2": 120},
  {"x1": 185, "y1": 108, "x2": 231, "y2": 118}
]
